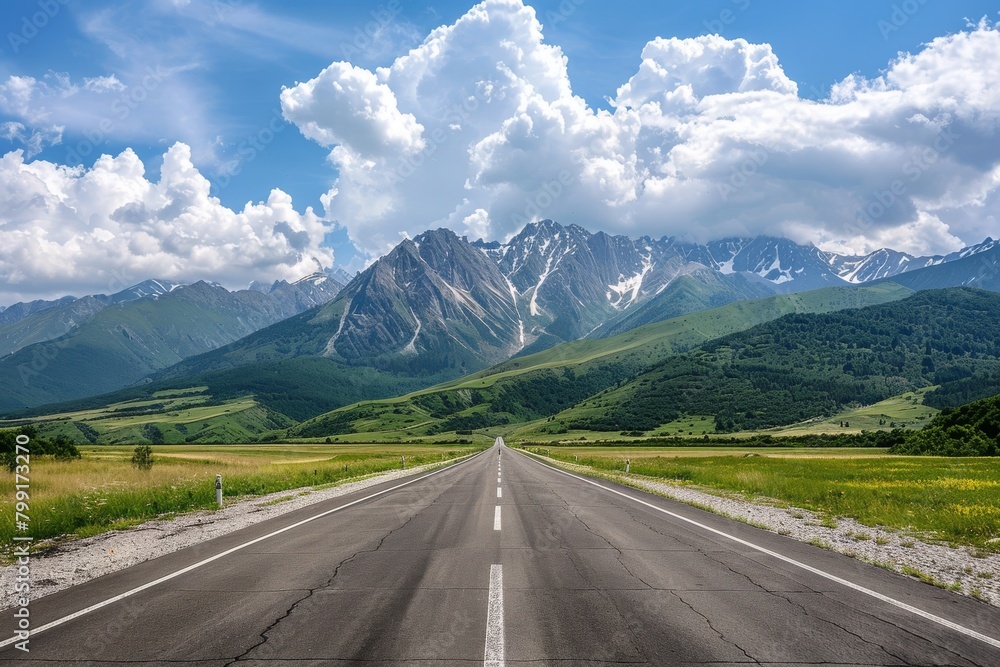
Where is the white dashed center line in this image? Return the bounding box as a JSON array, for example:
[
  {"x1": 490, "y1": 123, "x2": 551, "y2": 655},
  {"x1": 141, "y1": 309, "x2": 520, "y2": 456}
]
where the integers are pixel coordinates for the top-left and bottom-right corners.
[
  {"x1": 494, "y1": 505, "x2": 502, "y2": 531},
  {"x1": 497, "y1": 487, "x2": 502, "y2": 498},
  {"x1": 484, "y1": 564, "x2": 504, "y2": 666}
]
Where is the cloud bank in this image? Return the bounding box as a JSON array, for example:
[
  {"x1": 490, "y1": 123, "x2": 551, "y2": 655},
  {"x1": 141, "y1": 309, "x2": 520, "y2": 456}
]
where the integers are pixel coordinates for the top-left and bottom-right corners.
[
  {"x1": 0, "y1": 143, "x2": 331, "y2": 302},
  {"x1": 282, "y1": 0, "x2": 1000, "y2": 258},
  {"x1": 3, "y1": 0, "x2": 999, "y2": 303}
]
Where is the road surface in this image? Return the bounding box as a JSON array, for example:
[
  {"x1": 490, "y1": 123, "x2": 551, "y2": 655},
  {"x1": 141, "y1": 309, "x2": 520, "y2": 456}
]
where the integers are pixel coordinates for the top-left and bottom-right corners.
[{"x1": 3, "y1": 438, "x2": 1000, "y2": 665}]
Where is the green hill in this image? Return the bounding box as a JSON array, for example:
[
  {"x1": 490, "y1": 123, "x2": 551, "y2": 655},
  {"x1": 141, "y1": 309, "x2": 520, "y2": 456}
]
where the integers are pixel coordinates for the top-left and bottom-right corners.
[
  {"x1": 288, "y1": 282, "x2": 914, "y2": 439},
  {"x1": 558, "y1": 288, "x2": 1000, "y2": 435},
  {"x1": 0, "y1": 282, "x2": 336, "y2": 413}
]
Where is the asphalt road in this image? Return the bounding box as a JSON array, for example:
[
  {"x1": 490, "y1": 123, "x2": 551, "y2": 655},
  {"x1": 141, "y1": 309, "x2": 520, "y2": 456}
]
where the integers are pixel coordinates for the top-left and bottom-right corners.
[{"x1": 3, "y1": 439, "x2": 1000, "y2": 665}]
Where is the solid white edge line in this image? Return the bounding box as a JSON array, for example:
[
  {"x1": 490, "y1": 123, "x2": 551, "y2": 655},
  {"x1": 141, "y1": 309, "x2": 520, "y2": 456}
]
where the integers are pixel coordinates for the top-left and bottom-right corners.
[
  {"x1": 517, "y1": 450, "x2": 1000, "y2": 651},
  {"x1": 494, "y1": 505, "x2": 502, "y2": 531},
  {"x1": 0, "y1": 451, "x2": 485, "y2": 649},
  {"x1": 484, "y1": 564, "x2": 505, "y2": 667}
]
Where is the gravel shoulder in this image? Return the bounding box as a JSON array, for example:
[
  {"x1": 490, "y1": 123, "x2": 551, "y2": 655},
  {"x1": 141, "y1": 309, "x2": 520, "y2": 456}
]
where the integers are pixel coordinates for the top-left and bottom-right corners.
[
  {"x1": 1, "y1": 458, "x2": 465, "y2": 610},
  {"x1": 535, "y1": 454, "x2": 1000, "y2": 607}
]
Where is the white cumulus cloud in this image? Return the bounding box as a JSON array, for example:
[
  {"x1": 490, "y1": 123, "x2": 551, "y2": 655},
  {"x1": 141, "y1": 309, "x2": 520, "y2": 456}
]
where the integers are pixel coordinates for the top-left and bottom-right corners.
[
  {"x1": 0, "y1": 143, "x2": 333, "y2": 303},
  {"x1": 282, "y1": 0, "x2": 1000, "y2": 258}
]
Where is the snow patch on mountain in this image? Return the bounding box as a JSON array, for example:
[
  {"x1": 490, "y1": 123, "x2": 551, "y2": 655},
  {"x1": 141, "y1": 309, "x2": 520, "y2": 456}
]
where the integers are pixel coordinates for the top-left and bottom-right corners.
[
  {"x1": 324, "y1": 299, "x2": 351, "y2": 356},
  {"x1": 607, "y1": 255, "x2": 653, "y2": 309},
  {"x1": 402, "y1": 308, "x2": 421, "y2": 355},
  {"x1": 530, "y1": 255, "x2": 555, "y2": 317},
  {"x1": 504, "y1": 277, "x2": 525, "y2": 348}
]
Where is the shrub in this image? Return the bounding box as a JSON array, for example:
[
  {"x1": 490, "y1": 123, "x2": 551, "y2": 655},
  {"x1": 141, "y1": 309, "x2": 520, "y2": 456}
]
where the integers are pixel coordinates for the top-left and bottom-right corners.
[{"x1": 131, "y1": 445, "x2": 155, "y2": 470}]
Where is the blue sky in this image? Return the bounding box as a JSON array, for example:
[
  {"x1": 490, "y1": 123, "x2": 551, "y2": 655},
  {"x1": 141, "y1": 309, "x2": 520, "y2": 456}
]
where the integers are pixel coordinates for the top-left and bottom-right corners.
[{"x1": 2, "y1": 0, "x2": 999, "y2": 300}]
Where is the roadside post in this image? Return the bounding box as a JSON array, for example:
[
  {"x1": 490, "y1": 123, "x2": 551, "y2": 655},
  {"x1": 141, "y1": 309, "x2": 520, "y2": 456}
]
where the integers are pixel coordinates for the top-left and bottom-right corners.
[{"x1": 215, "y1": 474, "x2": 223, "y2": 507}]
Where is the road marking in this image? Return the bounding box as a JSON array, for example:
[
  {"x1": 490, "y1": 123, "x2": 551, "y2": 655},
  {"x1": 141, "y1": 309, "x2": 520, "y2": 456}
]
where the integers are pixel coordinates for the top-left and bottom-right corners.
[
  {"x1": 0, "y1": 453, "x2": 484, "y2": 649},
  {"x1": 494, "y1": 505, "x2": 502, "y2": 531},
  {"x1": 521, "y1": 452, "x2": 1000, "y2": 651},
  {"x1": 484, "y1": 564, "x2": 505, "y2": 667},
  {"x1": 497, "y1": 487, "x2": 502, "y2": 498}
]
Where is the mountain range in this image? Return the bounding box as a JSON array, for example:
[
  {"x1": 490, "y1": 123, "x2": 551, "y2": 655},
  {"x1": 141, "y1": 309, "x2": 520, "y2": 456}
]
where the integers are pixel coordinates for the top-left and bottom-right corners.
[
  {"x1": 0, "y1": 273, "x2": 345, "y2": 411},
  {"x1": 2, "y1": 220, "x2": 999, "y2": 423}
]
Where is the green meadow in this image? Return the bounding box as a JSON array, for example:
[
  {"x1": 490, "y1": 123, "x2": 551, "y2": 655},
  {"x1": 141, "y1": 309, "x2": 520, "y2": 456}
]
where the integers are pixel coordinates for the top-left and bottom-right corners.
[
  {"x1": 524, "y1": 446, "x2": 1000, "y2": 552},
  {"x1": 0, "y1": 443, "x2": 484, "y2": 557}
]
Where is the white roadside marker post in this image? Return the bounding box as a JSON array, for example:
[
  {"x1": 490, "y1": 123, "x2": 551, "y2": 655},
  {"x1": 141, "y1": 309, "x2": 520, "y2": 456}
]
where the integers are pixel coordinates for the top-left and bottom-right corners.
[
  {"x1": 401, "y1": 455, "x2": 405, "y2": 470},
  {"x1": 625, "y1": 458, "x2": 630, "y2": 475},
  {"x1": 215, "y1": 474, "x2": 223, "y2": 507}
]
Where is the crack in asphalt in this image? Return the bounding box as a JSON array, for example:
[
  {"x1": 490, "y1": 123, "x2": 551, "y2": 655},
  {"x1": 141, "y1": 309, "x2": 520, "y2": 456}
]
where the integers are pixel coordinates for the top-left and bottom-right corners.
[
  {"x1": 551, "y1": 480, "x2": 773, "y2": 665},
  {"x1": 564, "y1": 504, "x2": 655, "y2": 590},
  {"x1": 557, "y1": 506, "x2": 650, "y2": 663},
  {"x1": 767, "y1": 588, "x2": 910, "y2": 665},
  {"x1": 534, "y1": 465, "x2": 770, "y2": 665},
  {"x1": 806, "y1": 589, "x2": 988, "y2": 667},
  {"x1": 670, "y1": 590, "x2": 762, "y2": 665},
  {"x1": 223, "y1": 483, "x2": 449, "y2": 665},
  {"x1": 696, "y1": 548, "x2": 819, "y2": 596}
]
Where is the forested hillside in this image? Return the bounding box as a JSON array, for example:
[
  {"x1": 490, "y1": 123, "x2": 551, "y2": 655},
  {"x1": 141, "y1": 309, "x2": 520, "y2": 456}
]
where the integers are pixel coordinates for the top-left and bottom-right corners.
[
  {"x1": 892, "y1": 392, "x2": 1000, "y2": 456},
  {"x1": 562, "y1": 288, "x2": 1000, "y2": 433}
]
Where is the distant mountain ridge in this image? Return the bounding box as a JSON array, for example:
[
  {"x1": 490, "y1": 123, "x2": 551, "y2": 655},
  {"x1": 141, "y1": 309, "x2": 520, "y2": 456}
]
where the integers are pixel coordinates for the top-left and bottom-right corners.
[
  {"x1": 476, "y1": 221, "x2": 997, "y2": 347},
  {"x1": 0, "y1": 275, "x2": 345, "y2": 412},
  {"x1": 3, "y1": 219, "x2": 998, "y2": 419},
  {"x1": 111, "y1": 223, "x2": 1000, "y2": 416},
  {"x1": 0, "y1": 280, "x2": 185, "y2": 356}
]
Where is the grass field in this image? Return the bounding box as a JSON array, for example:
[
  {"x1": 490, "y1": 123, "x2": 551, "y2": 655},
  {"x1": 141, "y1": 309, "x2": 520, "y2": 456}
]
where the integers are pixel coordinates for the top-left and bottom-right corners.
[
  {"x1": 0, "y1": 389, "x2": 293, "y2": 445},
  {"x1": 766, "y1": 388, "x2": 940, "y2": 436},
  {"x1": 0, "y1": 443, "x2": 484, "y2": 556},
  {"x1": 524, "y1": 446, "x2": 1000, "y2": 552}
]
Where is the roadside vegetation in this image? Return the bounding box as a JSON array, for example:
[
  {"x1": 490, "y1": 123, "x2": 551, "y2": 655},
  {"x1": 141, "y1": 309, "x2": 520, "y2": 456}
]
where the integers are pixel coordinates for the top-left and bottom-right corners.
[
  {"x1": 0, "y1": 425, "x2": 80, "y2": 469},
  {"x1": 524, "y1": 446, "x2": 1000, "y2": 552},
  {"x1": 0, "y1": 443, "x2": 483, "y2": 556}
]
